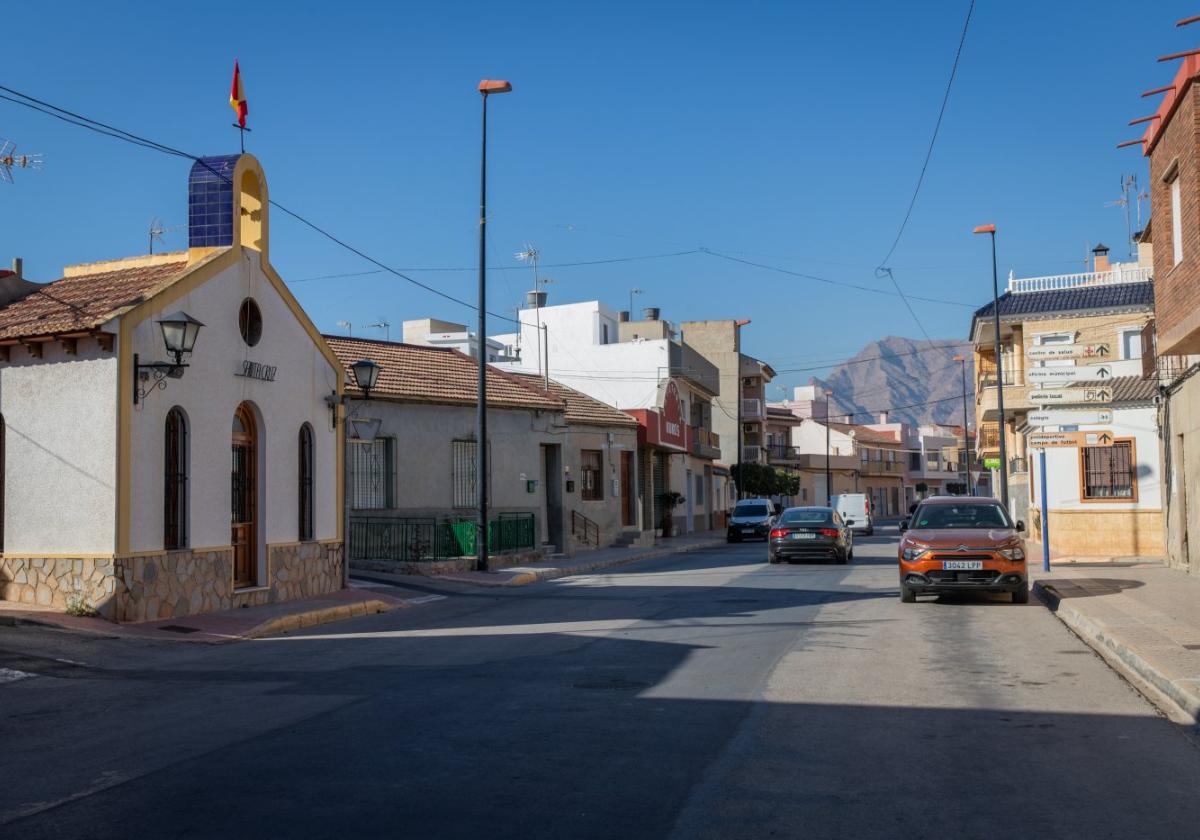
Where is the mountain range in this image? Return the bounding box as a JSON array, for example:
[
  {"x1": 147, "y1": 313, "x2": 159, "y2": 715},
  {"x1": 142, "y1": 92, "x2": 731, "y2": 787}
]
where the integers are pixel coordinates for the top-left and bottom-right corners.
[{"x1": 811, "y1": 336, "x2": 974, "y2": 429}]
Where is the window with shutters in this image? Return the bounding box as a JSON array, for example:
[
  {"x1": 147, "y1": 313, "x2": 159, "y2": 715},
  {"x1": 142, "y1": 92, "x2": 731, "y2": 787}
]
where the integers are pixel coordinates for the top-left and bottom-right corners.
[
  {"x1": 298, "y1": 423, "x2": 314, "y2": 541},
  {"x1": 453, "y1": 440, "x2": 489, "y2": 509},
  {"x1": 1081, "y1": 439, "x2": 1137, "y2": 501},
  {"x1": 351, "y1": 437, "x2": 393, "y2": 509},
  {"x1": 581, "y1": 449, "x2": 603, "y2": 501},
  {"x1": 164, "y1": 407, "x2": 188, "y2": 549}
]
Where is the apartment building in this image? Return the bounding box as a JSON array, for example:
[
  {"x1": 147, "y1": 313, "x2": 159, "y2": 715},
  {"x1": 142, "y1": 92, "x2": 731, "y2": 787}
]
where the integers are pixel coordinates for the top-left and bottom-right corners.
[
  {"x1": 970, "y1": 249, "x2": 1162, "y2": 557},
  {"x1": 493, "y1": 301, "x2": 722, "y2": 535}
]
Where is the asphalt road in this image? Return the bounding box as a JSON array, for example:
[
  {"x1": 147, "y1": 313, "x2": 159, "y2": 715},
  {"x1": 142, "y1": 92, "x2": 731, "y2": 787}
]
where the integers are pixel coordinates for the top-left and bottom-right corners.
[{"x1": 2, "y1": 527, "x2": 1198, "y2": 839}]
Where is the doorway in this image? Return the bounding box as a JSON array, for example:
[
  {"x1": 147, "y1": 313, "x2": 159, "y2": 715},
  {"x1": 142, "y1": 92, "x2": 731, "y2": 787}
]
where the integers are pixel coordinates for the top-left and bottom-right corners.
[
  {"x1": 685, "y1": 469, "x2": 695, "y2": 532},
  {"x1": 541, "y1": 444, "x2": 563, "y2": 552},
  {"x1": 231, "y1": 403, "x2": 258, "y2": 588},
  {"x1": 621, "y1": 451, "x2": 635, "y2": 527}
]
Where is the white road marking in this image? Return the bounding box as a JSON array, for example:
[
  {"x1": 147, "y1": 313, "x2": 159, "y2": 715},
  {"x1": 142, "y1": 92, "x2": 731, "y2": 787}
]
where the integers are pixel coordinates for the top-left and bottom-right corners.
[{"x1": 0, "y1": 667, "x2": 34, "y2": 684}]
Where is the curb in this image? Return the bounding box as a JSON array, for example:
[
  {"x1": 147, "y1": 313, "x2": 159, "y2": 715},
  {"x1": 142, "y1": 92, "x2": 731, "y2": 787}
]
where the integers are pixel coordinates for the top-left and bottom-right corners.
[
  {"x1": 443, "y1": 538, "x2": 728, "y2": 587},
  {"x1": 1034, "y1": 581, "x2": 1200, "y2": 730},
  {"x1": 236, "y1": 597, "x2": 397, "y2": 640}
]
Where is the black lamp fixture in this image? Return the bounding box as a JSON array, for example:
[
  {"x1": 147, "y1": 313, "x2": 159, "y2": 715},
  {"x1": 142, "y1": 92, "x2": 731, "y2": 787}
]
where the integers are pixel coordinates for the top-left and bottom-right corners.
[
  {"x1": 350, "y1": 358, "x2": 382, "y2": 399},
  {"x1": 133, "y1": 311, "x2": 204, "y2": 404}
]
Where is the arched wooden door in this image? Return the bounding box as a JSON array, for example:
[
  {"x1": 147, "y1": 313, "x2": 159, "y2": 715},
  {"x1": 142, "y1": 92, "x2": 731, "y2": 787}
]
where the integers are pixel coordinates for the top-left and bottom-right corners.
[{"x1": 231, "y1": 404, "x2": 257, "y2": 587}]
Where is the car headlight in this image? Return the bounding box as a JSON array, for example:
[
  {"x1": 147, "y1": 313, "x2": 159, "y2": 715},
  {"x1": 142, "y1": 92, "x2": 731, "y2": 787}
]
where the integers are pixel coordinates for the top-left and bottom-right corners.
[
  {"x1": 901, "y1": 545, "x2": 928, "y2": 562},
  {"x1": 999, "y1": 547, "x2": 1025, "y2": 561}
]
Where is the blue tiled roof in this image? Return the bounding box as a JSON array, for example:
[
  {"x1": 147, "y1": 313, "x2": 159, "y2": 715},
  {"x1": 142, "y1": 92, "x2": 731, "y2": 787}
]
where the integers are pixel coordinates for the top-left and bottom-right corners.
[{"x1": 973, "y1": 282, "x2": 1154, "y2": 320}]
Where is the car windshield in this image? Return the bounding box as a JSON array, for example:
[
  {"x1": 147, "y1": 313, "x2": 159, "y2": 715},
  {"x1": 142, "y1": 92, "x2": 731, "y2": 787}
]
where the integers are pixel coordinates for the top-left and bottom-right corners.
[
  {"x1": 781, "y1": 510, "x2": 831, "y2": 525},
  {"x1": 734, "y1": 503, "x2": 770, "y2": 517},
  {"x1": 913, "y1": 503, "x2": 1013, "y2": 530}
]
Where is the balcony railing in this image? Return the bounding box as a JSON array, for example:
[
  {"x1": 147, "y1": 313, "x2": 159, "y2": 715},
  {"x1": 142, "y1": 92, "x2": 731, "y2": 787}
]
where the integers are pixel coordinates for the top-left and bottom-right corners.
[
  {"x1": 977, "y1": 424, "x2": 1001, "y2": 451},
  {"x1": 978, "y1": 370, "x2": 1021, "y2": 388},
  {"x1": 742, "y1": 398, "x2": 763, "y2": 419},
  {"x1": 690, "y1": 426, "x2": 721, "y2": 459},
  {"x1": 1007, "y1": 264, "x2": 1152, "y2": 294},
  {"x1": 767, "y1": 443, "x2": 801, "y2": 461}
]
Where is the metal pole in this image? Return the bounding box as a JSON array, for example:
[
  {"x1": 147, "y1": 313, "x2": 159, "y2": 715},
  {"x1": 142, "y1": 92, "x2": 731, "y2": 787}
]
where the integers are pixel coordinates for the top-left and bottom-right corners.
[
  {"x1": 1039, "y1": 447, "x2": 1050, "y2": 572},
  {"x1": 343, "y1": 417, "x2": 352, "y2": 588},
  {"x1": 826, "y1": 418, "x2": 832, "y2": 506},
  {"x1": 542, "y1": 323, "x2": 549, "y2": 391},
  {"x1": 735, "y1": 323, "x2": 742, "y2": 500},
  {"x1": 476, "y1": 92, "x2": 490, "y2": 572},
  {"x1": 990, "y1": 230, "x2": 1011, "y2": 511},
  {"x1": 960, "y1": 359, "x2": 973, "y2": 495}
]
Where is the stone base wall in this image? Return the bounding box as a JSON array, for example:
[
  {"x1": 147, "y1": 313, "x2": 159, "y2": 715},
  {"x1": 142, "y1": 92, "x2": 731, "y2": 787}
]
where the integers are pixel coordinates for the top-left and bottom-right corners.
[
  {"x1": 0, "y1": 557, "x2": 119, "y2": 619},
  {"x1": 1, "y1": 541, "x2": 343, "y2": 623},
  {"x1": 1026, "y1": 508, "x2": 1165, "y2": 557}
]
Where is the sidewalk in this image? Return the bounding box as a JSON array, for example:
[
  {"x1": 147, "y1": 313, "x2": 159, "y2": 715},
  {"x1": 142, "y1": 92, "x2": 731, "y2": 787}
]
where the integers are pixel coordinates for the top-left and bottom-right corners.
[
  {"x1": 0, "y1": 587, "x2": 411, "y2": 644},
  {"x1": 1031, "y1": 562, "x2": 1200, "y2": 730},
  {"x1": 431, "y1": 529, "x2": 728, "y2": 587}
]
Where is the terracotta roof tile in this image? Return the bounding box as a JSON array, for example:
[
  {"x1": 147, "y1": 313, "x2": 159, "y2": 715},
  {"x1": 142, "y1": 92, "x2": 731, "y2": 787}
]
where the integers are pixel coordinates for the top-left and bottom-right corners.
[
  {"x1": 1056, "y1": 374, "x2": 1158, "y2": 404},
  {"x1": 510, "y1": 373, "x2": 638, "y2": 427},
  {"x1": 824, "y1": 421, "x2": 901, "y2": 444},
  {"x1": 0, "y1": 255, "x2": 189, "y2": 341},
  {"x1": 324, "y1": 335, "x2": 563, "y2": 411}
]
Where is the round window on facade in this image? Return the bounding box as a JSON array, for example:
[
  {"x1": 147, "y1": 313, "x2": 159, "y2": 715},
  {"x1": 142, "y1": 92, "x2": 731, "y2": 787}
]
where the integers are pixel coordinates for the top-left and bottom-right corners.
[{"x1": 239, "y1": 298, "x2": 262, "y2": 347}]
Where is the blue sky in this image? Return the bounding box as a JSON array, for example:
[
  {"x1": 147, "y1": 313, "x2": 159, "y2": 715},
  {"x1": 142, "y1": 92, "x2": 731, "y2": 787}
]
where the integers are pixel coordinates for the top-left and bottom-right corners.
[{"x1": 0, "y1": 1, "x2": 1189, "y2": 396}]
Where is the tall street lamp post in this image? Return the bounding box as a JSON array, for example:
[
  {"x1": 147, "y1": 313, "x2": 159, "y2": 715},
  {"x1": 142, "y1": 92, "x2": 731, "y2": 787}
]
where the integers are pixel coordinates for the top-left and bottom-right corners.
[
  {"x1": 973, "y1": 223, "x2": 1009, "y2": 511},
  {"x1": 824, "y1": 389, "x2": 834, "y2": 506},
  {"x1": 476, "y1": 78, "x2": 512, "y2": 572},
  {"x1": 953, "y1": 354, "x2": 974, "y2": 496},
  {"x1": 734, "y1": 319, "x2": 750, "y2": 500}
]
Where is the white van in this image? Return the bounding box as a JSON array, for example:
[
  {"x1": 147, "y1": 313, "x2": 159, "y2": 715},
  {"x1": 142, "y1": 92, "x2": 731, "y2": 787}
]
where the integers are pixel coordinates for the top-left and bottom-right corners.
[{"x1": 832, "y1": 493, "x2": 873, "y2": 535}]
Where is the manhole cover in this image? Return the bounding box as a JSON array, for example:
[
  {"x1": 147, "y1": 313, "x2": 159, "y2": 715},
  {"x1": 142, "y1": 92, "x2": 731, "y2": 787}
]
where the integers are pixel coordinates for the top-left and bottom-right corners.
[
  {"x1": 157, "y1": 624, "x2": 201, "y2": 634},
  {"x1": 572, "y1": 678, "x2": 649, "y2": 691}
]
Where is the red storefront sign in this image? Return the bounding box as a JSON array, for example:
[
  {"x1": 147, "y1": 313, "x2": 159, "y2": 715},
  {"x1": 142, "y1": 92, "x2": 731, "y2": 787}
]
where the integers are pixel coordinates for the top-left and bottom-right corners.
[{"x1": 625, "y1": 380, "x2": 687, "y2": 452}]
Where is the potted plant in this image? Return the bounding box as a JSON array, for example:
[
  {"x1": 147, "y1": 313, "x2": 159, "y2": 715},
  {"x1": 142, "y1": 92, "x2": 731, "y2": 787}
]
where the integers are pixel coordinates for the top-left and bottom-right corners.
[{"x1": 657, "y1": 491, "x2": 685, "y2": 537}]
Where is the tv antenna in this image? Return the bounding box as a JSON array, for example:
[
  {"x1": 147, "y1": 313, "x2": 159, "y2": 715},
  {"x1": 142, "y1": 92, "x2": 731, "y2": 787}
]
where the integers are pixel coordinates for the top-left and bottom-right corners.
[
  {"x1": 336, "y1": 320, "x2": 353, "y2": 336},
  {"x1": 148, "y1": 218, "x2": 185, "y2": 254},
  {"x1": 517, "y1": 244, "x2": 552, "y2": 380},
  {"x1": 1105, "y1": 174, "x2": 1147, "y2": 259},
  {"x1": 363, "y1": 319, "x2": 390, "y2": 341},
  {"x1": 0, "y1": 139, "x2": 43, "y2": 184}
]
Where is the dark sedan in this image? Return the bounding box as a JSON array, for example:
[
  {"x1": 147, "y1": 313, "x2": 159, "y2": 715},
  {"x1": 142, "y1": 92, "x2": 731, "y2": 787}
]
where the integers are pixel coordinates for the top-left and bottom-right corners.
[
  {"x1": 726, "y1": 499, "x2": 777, "y2": 542},
  {"x1": 768, "y1": 507, "x2": 854, "y2": 564}
]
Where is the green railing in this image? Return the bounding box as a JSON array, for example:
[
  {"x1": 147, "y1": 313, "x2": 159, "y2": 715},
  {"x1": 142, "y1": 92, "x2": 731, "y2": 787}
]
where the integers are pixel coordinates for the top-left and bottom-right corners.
[{"x1": 350, "y1": 513, "x2": 536, "y2": 562}]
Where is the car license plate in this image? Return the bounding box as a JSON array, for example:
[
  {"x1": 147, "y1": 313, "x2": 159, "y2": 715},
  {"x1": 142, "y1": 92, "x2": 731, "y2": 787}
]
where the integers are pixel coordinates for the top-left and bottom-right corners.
[
  {"x1": 742, "y1": 528, "x2": 755, "y2": 534},
  {"x1": 790, "y1": 532, "x2": 816, "y2": 540},
  {"x1": 942, "y1": 560, "x2": 983, "y2": 571}
]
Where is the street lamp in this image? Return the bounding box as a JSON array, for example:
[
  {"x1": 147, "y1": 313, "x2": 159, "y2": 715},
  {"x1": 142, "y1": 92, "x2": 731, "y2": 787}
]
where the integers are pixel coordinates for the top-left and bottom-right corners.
[
  {"x1": 476, "y1": 78, "x2": 512, "y2": 572},
  {"x1": 350, "y1": 359, "x2": 382, "y2": 399},
  {"x1": 340, "y1": 357, "x2": 385, "y2": 587},
  {"x1": 133, "y1": 311, "x2": 204, "y2": 404},
  {"x1": 824, "y1": 388, "x2": 834, "y2": 505},
  {"x1": 973, "y1": 223, "x2": 1009, "y2": 511},
  {"x1": 952, "y1": 354, "x2": 974, "y2": 496}
]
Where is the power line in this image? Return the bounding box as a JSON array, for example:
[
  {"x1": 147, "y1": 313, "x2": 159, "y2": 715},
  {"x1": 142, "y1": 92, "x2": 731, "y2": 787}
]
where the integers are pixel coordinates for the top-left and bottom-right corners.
[
  {"x1": 772, "y1": 342, "x2": 972, "y2": 374},
  {"x1": 701, "y1": 249, "x2": 976, "y2": 308}
]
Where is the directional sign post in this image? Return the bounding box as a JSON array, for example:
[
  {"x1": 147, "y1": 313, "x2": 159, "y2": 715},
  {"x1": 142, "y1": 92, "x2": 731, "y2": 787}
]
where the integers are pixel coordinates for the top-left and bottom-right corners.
[
  {"x1": 1027, "y1": 409, "x2": 1114, "y2": 427},
  {"x1": 1025, "y1": 343, "x2": 1111, "y2": 360},
  {"x1": 1029, "y1": 386, "x2": 1113, "y2": 405},
  {"x1": 1027, "y1": 430, "x2": 1115, "y2": 448},
  {"x1": 1025, "y1": 363, "x2": 1114, "y2": 384},
  {"x1": 1038, "y1": 447, "x2": 1051, "y2": 573}
]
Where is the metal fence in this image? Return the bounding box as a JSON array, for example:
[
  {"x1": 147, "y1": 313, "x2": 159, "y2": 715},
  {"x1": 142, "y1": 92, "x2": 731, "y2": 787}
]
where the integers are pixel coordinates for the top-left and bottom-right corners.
[{"x1": 349, "y1": 512, "x2": 536, "y2": 562}]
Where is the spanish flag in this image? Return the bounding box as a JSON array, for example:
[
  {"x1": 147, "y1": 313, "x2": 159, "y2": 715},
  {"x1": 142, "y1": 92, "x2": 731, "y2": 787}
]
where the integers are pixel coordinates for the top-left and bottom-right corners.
[{"x1": 229, "y1": 61, "x2": 248, "y2": 128}]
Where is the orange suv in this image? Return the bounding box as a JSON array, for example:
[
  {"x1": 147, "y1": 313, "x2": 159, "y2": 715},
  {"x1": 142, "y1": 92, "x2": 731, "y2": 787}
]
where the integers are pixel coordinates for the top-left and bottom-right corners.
[{"x1": 898, "y1": 496, "x2": 1029, "y2": 604}]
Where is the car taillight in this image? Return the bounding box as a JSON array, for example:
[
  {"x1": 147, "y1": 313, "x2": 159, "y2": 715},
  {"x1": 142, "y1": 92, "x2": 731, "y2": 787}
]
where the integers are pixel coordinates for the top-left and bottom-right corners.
[
  {"x1": 770, "y1": 528, "x2": 788, "y2": 539},
  {"x1": 819, "y1": 528, "x2": 839, "y2": 537}
]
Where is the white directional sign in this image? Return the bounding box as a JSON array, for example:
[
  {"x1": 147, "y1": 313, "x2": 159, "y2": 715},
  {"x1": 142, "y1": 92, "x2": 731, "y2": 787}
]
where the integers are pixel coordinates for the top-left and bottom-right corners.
[
  {"x1": 1028, "y1": 430, "x2": 1116, "y2": 448},
  {"x1": 1027, "y1": 409, "x2": 1114, "y2": 427},
  {"x1": 1025, "y1": 363, "x2": 1114, "y2": 383},
  {"x1": 1025, "y1": 343, "x2": 1112, "y2": 360},
  {"x1": 1029, "y1": 387, "x2": 1113, "y2": 405}
]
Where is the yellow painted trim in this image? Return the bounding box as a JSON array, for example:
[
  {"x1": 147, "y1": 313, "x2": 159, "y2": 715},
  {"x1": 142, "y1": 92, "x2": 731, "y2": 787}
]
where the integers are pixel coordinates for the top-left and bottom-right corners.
[{"x1": 267, "y1": 539, "x2": 342, "y2": 549}]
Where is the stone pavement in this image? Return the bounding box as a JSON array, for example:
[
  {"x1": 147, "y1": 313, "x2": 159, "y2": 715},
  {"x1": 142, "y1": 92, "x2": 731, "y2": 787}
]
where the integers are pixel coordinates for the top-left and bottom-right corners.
[
  {"x1": 430, "y1": 529, "x2": 729, "y2": 586},
  {"x1": 1031, "y1": 562, "x2": 1200, "y2": 730},
  {"x1": 0, "y1": 587, "x2": 411, "y2": 643}
]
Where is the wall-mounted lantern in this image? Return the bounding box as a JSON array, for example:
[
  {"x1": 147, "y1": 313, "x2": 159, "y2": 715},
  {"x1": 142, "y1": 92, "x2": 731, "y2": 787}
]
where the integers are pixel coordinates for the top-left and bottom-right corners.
[
  {"x1": 133, "y1": 311, "x2": 205, "y2": 404},
  {"x1": 350, "y1": 359, "x2": 382, "y2": 399}
]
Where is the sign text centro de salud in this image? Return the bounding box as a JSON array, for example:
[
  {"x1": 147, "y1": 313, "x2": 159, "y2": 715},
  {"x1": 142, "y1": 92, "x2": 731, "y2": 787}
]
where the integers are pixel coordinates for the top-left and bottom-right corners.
[{"x1": 1024, "y1": 342, "x2": 1110, "y2": 360}]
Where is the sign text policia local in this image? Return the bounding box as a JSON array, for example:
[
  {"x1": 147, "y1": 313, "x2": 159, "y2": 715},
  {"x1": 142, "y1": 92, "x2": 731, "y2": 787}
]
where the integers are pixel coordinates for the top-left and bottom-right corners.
[
  {"x1": 1029, "y1": 386, "x2": 1112, "y2": 405},
  {"x1": 234, "y1": 360, "x2": 277, "y2": 382}
]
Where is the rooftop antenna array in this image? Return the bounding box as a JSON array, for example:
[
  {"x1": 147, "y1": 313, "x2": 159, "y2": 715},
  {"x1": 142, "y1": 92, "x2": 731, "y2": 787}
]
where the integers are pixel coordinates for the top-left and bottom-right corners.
[
  {"x1": 0, "y1": 139, "x2": 43, "y2": 184},
  {"x1": 516, "y1": 244, "x2": 553, "y2": 381},
  {"x1": 148, "y1": 218, "x2": 185, "y2": 254},
  {"x1": 1105, "y1": 174, "x2": 1146, "y2": 259},
  {"x1": 363, "y1": 319, "x2": 391, "y2": 341},
  {"x1": 336, "y1": 320, "x2": 353, "y2": 337}
]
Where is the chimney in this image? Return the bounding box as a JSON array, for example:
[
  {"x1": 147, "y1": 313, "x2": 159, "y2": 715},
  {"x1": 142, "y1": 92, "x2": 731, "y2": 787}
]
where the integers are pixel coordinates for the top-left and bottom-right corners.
[
  {"x1": 12, "y1": 257, "x2": 22, "y2": 279},
  {"x1": 643, "y1": 306, "x2": 660, "y2": 321},
  {"x1": 879, "y1": 411, "x2": 889, "y2": 424},
  {"x1": 1092, "y1": 243, "x2": 1110, "y2": 273},
  {"x1": 618, "y1": 310, "x2": 630, "y2": 322},
  {"x1": 525, "y1": 289, "x2": 547, "y2": 308}
]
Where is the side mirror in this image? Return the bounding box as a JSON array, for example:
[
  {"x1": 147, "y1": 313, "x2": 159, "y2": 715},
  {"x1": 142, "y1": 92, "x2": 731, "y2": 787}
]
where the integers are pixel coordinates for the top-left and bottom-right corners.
[
  {"x1": 844, "y1": 519, "x2": 855, "y2": 527},
  {"x1": 899, "y1": 520, "x2": 908, "y2": 533},
  {"x1": 1016, "y1": 520, "x2": 1026, "y2": 533}
]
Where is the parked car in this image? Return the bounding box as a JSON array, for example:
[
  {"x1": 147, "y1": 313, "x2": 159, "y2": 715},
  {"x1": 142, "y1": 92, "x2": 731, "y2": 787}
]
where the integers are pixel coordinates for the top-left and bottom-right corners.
[
  {"x1": 897, "y1": 496, "x2": 1028, "y2": 604},
  {"x1": 832, "y1": 493, "x2": 873, "y2": 535},
  {"x1": 768, "y1": 506, "x2": 854, "y2": 564},
  {"x1": 727, "y1": 499, "x2": 776, "y2": 542}
]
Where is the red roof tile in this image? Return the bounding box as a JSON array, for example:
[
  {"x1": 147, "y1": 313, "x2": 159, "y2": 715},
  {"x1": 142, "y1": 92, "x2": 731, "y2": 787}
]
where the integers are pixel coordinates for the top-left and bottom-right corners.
[
  {"x1": 0, "y1": 255, "x2": 189, "y2": 341},
  {"x1": 324, "y1": 335, "x2": 563, "y2": 411},
  {"x1": 510, "y1": 373, "x2": 638, "y2": 427}
]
